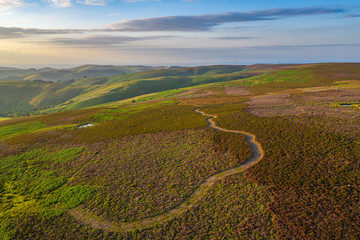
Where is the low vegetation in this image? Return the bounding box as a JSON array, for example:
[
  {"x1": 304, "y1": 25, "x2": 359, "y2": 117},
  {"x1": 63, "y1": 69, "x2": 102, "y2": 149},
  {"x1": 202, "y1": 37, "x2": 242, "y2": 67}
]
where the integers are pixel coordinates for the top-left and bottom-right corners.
[
  {"x1": 0, "y1": 121, "x2": 45, "y2": 139},
  {"x1": 0, "y1": 63, "x2": 359, "y2": 238},
  {"x1": 0, "y1": 146, "x2": 94, "y2": 239}
]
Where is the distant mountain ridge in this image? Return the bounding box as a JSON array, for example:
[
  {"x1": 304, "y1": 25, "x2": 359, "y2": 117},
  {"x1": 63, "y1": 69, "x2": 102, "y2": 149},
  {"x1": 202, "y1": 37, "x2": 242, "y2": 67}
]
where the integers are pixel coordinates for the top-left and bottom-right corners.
[{"x1": 0, "y1": 65, "x2": 167, "y2": 82}]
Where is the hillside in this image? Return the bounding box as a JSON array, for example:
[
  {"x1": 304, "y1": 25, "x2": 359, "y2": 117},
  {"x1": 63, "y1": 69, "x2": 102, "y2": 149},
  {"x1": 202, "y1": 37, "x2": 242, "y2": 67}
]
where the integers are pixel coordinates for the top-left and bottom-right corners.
[
  {"x1": 0, "y1": 63, "x2": 359, "y2": 239},
  {"x1": 0, "y1": 67, "x2": 53, "y2": 82},
  {"x1": 0, "y1": 65, "x2": 163, "y2": 82},
  {"x1": 0, "y1": 81, "x2": 87, "y2": 117},
  {"x1": 0, "y1": 64, "x2": 274, "y2": 117},
  {"x1": 23, "y1": 65, "x2": 165, "y2": 83}
]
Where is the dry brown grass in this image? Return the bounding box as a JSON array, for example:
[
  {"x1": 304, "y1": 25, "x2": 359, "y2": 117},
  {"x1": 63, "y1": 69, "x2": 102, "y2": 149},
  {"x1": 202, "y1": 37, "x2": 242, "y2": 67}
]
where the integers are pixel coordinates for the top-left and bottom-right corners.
[
  {"x1": 248, "y1": 93, "x2": 303, "y2": 117},
  {"x1": 180, "y1": 96, "x2": 247, "y2": 106},
  {"x1": 224, "y1": 86, "x2": 252, "y2": 96},
  {"x1": 178, "y1": 89, "x2": 215, "y2": 99}
]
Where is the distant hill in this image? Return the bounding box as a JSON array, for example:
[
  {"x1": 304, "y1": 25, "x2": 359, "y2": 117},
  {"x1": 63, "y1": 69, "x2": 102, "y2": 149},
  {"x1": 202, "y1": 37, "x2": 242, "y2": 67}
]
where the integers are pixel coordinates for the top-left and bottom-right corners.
[
  {"x1": 0, "y1": 65, "x2": 262, "y2": 116},
  {"x1": 0, "y1": 68, "x2": 53, "y2": 81},
  {"x1": 23, "y1": 65, "x2": 166, "y2": 83},
  {"x1": 0, "y1": 65, "x2": 165, "y2": 82}
]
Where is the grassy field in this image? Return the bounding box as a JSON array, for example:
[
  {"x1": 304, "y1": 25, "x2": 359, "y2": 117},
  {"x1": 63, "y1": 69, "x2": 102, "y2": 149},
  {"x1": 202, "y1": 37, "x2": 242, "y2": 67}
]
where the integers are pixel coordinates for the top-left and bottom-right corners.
[{"x1": 0, "y1": 63, "x2": 359, "y2": 238}]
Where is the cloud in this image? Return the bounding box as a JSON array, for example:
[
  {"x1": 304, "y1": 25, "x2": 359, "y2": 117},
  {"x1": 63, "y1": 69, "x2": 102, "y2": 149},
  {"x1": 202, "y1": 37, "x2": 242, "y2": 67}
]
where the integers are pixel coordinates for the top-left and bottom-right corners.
[
  {"x1": 43, "y1": 35, "x2": 173, "y2": 47},
  {"x1": 0, "y1": 0, "x2": 24, "y2": 11},
  {"x1": 77, "y1": 0, "x2": 107, "y2": 6},
  {"x1": 345, "y1": 14, "x2": 360, "y2": 18},
  {"x1": 0, "y1": 6, "x2": 349, "y2": 40},
  {"x1": 123, "y1": 0, "x2": 163, "y2": 2},
  {"x1": 48, "y1": 0, "x2": 73, "y2": 7},
  {"x1": 48, "y1": 0, "x2": 108, "y2": 7},
  {"x1": 0, "y1": 27, "x2": 82, "y2": 39},
  {"x1": 107, "y1": 7, "x2": 346, "y2": 32},
  {"x1": 214, "y1": 37, "x2": 254, "y2": 40}
]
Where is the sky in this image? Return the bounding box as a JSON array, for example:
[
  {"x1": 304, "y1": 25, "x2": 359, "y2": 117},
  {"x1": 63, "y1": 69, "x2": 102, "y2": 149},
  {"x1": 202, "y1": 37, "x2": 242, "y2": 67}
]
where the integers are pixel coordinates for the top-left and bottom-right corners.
[{"x1": 0, "y1": 0, "x2": 359, "y2": 68}]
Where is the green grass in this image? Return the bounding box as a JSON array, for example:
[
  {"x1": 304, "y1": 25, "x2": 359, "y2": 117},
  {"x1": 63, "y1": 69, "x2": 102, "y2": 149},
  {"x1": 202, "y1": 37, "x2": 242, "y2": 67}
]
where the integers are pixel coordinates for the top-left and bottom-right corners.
[
  {"x1": 0, "y1": 146, "x2": 94, "y2": 237},
  {"x1": 0, "y1": 121, "x2": 45, "y2": 139},
  {"x1": 133, "y1": 88, "x2": 188, "y2": 102},
  {"x1": 242, "y1": 63, "x2": 360, "y2": 94},
  {"x1": 0, "y1": 117, "x2": 10, "y2": 122},
  {"x1": 44, "y1": 185, "x2": 94, "y2": 212},
  {"x1": 89, "y1": 100, "x2": 174, "y2": 123},
  {"x1": 44, "y1": 147, "x2": 85, "y2": 164},
  {"x1": 0, "y1": 81, "x2": 86, "y2": 117}
]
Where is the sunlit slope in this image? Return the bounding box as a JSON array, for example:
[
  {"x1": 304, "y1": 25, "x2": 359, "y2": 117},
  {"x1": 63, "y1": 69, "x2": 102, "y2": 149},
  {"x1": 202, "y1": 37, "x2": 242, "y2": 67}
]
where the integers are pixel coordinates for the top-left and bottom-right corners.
[
  {"x1": 56, "y1": 65, "x2": 261, "y2": 110},
  {"x1": 3, "y1": 63, "x2": 359, "y2": 117},
  {"x1": 0, "y1": 82, "x2": 87, "y2": 116},
  {"x1": 1, "y1": 65, "x2": 259, "y2": 116},
  {"x1": 243, "y1": 63, "x2": 360, "y2": 94},
  {"x1": 24, "y1": 65, "x2": 163, "y2": 82},
  {"x1": 0, "y1": 65, "x2": 162, "y2": 82},
  {"x1": 0, "y1": 67, "x2": 53, "y2": 81}
]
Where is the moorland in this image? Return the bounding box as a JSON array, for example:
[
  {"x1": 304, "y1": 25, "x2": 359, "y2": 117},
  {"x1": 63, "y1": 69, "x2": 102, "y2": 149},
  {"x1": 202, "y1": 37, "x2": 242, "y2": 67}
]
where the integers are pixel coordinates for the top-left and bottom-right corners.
[{"x1": 0, "y1": 63, "x2": 359, "y2": 239}]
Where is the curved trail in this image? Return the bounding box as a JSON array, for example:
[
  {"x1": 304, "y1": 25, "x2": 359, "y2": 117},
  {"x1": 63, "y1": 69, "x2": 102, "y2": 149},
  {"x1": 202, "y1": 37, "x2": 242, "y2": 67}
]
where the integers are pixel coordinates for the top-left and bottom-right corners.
[{"x1": 68, "y1": 108, "x2": 264, "y2": 232}]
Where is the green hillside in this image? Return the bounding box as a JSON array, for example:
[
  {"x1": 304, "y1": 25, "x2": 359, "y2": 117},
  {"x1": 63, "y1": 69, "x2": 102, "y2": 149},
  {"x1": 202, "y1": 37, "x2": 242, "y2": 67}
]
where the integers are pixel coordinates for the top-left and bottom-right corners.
[
  {"x1": 0, "y1": 68, "x2": 53, "y2": 82},
  {"x1": 44, "y1": 65, "x2": 272, "y2": 111},
  {"x1": 0, "y1": 82, "x2": 87, "y2": 117},
  {"x1": 23, "y1": 65, "x2": 164, "y2": 82},
  {"x1": 0, "y1": 65, "x2": 265, "y2": 116},
  {"x1": 0, "y1": 65, "x2": 163, "y2": 82},
  {"x1": 1, "y1": 63, "x2": 360, "y2": 238}
]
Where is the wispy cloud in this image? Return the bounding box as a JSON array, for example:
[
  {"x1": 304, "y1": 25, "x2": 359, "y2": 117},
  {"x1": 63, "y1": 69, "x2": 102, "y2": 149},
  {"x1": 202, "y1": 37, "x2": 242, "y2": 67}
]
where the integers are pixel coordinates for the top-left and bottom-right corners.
[
  {"x1": 213, "y1": 37, "x2": 254, "y2": 40},
  {"x1": 48, "y1": 0, "x2": 107, "y2": 7},
  {"x1": 43, "y1": 35, "x2": 173, "y2": 47},
  {"x1": 77, "y1": 0, "x2": 107, "y2": 6},
  {"x1": 345, "y1": 14, "x2": 360, "y2": 18},
  {"x1": 107, "y1": 7, "x2": 346, "y2": 32},
  {"x1": 48, "y1": 0, "x2": 73, "y2": 8},
  {"x1": 0, "y1": 27, "x2": 82, "y2": 39},
  {"x1": 123, "y1": 0, "x2": 163, "y2": 2},
  {"x1": 0, "y1": 0, "x2": 24, "y2": 11},
  {"x1": 0, "y1": 6, "x2": 350, "y2": 40}
]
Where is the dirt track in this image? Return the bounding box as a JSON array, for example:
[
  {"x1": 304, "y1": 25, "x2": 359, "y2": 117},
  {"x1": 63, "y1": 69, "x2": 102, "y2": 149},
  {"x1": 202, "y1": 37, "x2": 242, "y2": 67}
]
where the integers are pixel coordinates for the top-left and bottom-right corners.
[{"x1": 68, "y1": 108, "x2": 264, "y2": 232}]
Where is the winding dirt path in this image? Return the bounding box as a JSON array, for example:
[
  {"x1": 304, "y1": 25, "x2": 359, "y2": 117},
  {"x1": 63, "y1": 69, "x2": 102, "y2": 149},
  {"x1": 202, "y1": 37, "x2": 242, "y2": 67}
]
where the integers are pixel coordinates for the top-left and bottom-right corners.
[{"x1": 68, "y1": 108, "x2": 264, "y2": 233}]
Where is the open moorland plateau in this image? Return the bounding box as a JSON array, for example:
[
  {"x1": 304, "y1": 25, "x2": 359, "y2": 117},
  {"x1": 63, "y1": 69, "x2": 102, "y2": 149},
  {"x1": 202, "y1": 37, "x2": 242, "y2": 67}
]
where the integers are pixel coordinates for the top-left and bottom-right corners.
[{"x1": 1, "y1": 63, "x2": 360, "y2": 239}]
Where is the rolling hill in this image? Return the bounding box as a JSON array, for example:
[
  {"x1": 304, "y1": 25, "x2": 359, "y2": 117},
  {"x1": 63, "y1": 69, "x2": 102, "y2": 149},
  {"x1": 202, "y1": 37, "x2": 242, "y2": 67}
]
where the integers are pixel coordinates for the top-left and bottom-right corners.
[
  {"x1": 0, "y1": 64, "x2": 288, "y2": 117},
  {"x1": 0, "y1": 64, "x2": 164, "y2": 82},
  {"x1": 0, "y1": 63, "x2": 359, "y2": 239}
]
